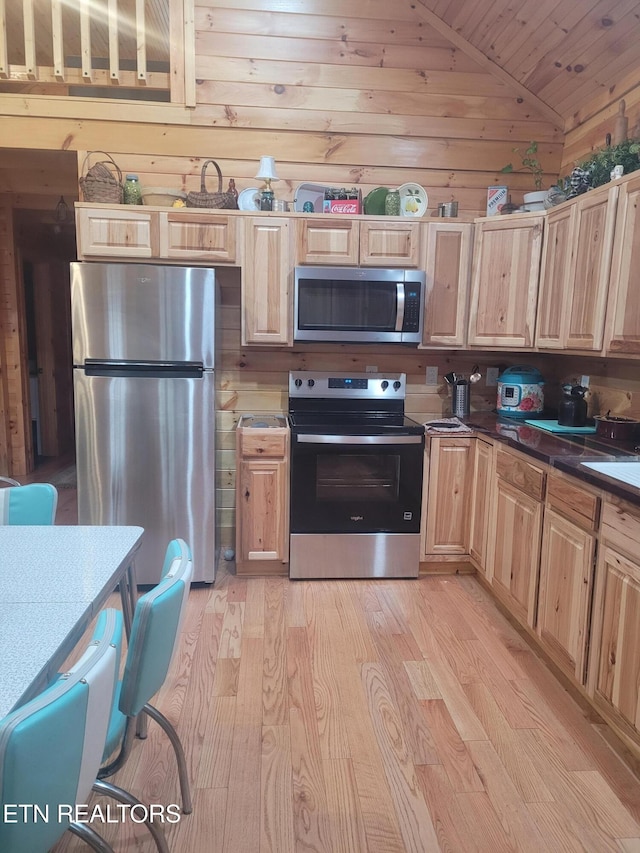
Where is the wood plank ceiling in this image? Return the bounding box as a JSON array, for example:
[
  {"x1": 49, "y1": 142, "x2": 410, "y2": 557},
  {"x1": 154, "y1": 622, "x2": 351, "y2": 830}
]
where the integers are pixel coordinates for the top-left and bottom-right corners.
[{"x1": 418, "y1": 0, "x2": 640, "y2": 130}]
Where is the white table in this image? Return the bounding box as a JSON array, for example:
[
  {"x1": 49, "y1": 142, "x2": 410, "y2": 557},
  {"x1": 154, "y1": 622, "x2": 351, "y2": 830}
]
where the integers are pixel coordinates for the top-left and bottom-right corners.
[{"x1": 0, "y1": 525, "x2": 143, "y2": 718}]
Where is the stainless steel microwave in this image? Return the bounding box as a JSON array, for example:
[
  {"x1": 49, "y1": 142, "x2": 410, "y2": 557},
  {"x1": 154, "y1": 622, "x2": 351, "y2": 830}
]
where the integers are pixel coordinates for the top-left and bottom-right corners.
[{"x1": 294, "y1": 266, "x2": 425, "y2": 344}]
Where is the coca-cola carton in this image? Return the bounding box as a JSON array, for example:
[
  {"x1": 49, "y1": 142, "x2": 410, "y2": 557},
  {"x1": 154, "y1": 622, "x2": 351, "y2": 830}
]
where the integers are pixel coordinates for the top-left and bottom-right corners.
[{"x1": 322, "y1": 198, "x2": 362, "y2": 215}]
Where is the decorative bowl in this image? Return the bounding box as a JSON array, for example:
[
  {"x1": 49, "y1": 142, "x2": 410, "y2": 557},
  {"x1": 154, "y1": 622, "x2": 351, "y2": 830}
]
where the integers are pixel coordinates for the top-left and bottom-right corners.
[{"x1": 141, "y1": 187, "x2": 187, "y2": 206}]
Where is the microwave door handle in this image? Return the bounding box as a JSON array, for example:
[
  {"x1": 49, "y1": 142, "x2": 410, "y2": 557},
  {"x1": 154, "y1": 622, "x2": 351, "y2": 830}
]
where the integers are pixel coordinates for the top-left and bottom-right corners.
[{"x1": 395, "y1": 283, "x2": 405, "y2": 332}]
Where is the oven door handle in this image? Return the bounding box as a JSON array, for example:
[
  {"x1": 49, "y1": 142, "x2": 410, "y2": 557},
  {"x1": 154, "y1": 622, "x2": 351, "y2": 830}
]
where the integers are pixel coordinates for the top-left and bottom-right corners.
[
  {"x1": 295, "y1": 434, "x2": 423, "y2": 445},
  {"x1": 395, "y1": 282, "x2": 405, "y2": 332}
]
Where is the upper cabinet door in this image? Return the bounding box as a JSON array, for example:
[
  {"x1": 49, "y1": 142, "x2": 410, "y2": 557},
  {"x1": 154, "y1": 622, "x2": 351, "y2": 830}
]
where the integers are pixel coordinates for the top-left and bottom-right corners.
[
  {"x1": 605, "y1": 173, "x2": 640, "y2": 355},
  {"x1": 421, "y1": 221, "x2": 473, "y2": 348},
  {"x1": 241, "y1": 217, "x2": 291, "y2": 346},
  {"x1": 76, "y1": 206, "x2": 158, "y2": 259},
  {"x1": 565, "y1": 185, "x2": 618, "y2": 351},
  {"x1": 535, "y1": 205, "x2": 575, "y2": 349},
  {"x1": 159, "y1": 211, "x2": 237, "y2": 263},
  {"x1": 359, "y1": 220, "x2": 420, "y2": 267},
  {"x1": 295, "y1": 218, "x2": 359, "y2": 265},
  {"x1": 467, "y1": 214, "x2": 543, "y2": 349},
  {"x1": 536, "y1": 183, "x2": 617, "y2": 352}
]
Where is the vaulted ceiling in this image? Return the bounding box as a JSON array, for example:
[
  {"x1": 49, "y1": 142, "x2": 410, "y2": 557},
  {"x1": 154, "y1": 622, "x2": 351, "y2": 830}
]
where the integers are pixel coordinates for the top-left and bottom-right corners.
[{"x1": 417, "y1": 0, "x2": 640, "y2": 130}]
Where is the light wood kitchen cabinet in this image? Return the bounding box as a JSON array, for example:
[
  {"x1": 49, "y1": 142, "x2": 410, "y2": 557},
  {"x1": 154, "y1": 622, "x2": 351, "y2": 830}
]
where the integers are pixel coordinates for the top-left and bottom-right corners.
[
  {"x1": 241, "y1": 217, "x2": 291, "y2": 346},
  {"x1": 76, "y1": 203, "x2": 238, "y2": 263},
  {"x1": 589, "y1": 544, "x2": 640, "y2": 748},
  {"x1": 536, "y1": 474, "x2": 598, "y2": 683},
  {"x1": 420, "y1": 221, "x2": 473, "y2": 347},
  {"x1": 158, "y1": 211, "x2": 237, "y2": 263},
  {"x1": 588, "y1": 498, "x2": 640, "y2": 749},
  {"x1": 536, "y1": 184, "x2": 618, "y2": 351},
  {"x1": 604, "y1": 172, "x2": 640, "y2": 354},
  {"x1": 467, "y1": 213, "x2": 544, "y2": 348},
  {"x1": 359, "y1": 220, "x2": 421, "y2": 266},
  {"x1": 535, "y1": 204, "x2": 574, "y2": 349},
  {"x1": 76, "y1": 205, "x2": 158, "y2": 258},
  {"x1": 422, "y1": 436, "x2": 473, "y2": 559},
  {"x1": 468, "y1": 436, "x2": 494, "y2": 577},
  {"x1": 489, "y1": 447, "x2": 545, "y2": 626},
  {"x1": 295, "y1": 218, "x2": 421, "y2": 267},
  {"x1": 235, "y1": 424, "x2": 290, "y2": 575}
]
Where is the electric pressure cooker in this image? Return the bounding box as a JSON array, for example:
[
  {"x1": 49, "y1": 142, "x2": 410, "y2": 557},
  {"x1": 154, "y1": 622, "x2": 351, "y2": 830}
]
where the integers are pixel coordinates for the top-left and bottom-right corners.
[{"x1": 496, "y1": 366, "x2": 545, "y2": 418}]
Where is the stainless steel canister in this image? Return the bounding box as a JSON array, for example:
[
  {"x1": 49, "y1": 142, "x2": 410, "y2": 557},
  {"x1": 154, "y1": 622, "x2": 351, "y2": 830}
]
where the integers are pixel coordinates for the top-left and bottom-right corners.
[
  {"x1": 437, "y1": 201, "x2": 459, "y2": 217},
  {"x1": 452, "y1": 380, "x2": 470, "y2": 418}
]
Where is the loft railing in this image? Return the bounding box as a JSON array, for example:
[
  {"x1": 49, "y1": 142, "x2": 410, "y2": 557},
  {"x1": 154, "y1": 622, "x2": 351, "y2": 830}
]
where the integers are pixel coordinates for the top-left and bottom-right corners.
[{"x1": 0, "y1": 0, "x2": 194, "y2": 105}]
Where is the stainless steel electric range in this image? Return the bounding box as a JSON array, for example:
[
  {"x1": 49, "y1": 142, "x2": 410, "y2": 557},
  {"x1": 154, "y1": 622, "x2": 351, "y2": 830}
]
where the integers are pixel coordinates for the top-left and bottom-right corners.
[{"x1": 288, "y1": 371, "x2": 425, "y2": 579}]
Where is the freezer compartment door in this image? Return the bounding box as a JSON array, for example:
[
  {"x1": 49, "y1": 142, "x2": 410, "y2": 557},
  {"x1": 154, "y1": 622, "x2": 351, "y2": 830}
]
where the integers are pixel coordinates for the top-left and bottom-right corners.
[
  {"x1": 74, "y1": 369, "x2": 216, "y2": 583},
  {"x1": 71, "y1": 262, "x2": 216, "y2": 368}
]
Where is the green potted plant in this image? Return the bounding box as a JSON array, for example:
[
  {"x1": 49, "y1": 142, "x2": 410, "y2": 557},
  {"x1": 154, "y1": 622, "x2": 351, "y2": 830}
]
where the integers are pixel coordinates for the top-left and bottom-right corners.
[
  {"x1": 578, "y1": 138, "x2": 640, "y2": 188},
  {"x1": 501, "y1": 141, "x2": 546, "y2": 210}
]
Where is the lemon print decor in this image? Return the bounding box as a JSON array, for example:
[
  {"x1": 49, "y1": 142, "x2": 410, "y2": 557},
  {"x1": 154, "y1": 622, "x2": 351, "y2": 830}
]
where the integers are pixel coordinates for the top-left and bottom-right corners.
[
  {"x1": 404, "y1": 190, "x2": 420, "y2": 214},
  {"x1": 398, "y1": 183, "x2": 428, "y2": 217}
]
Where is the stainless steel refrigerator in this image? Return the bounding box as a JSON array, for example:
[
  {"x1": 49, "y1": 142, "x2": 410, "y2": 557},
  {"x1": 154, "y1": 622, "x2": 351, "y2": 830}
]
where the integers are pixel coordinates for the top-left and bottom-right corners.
[{"x1": 71, "y1": 261, "x2": 217, "y2": 584}]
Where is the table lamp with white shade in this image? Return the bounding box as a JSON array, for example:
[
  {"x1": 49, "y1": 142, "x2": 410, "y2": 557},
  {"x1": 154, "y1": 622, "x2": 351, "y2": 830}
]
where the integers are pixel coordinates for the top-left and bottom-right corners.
[
  {"x1": 255, "y1": 156, "x2": 280, "y2": 191},
  {"x1": 255, "y1": 156, "x2": 279, "y2": 210}
]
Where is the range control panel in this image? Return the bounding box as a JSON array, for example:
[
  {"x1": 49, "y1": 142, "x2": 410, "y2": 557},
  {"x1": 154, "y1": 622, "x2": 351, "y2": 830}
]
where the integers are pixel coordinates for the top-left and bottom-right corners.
[{"x1": 289, "y1": 371, "x2": 406, "y2": 400}]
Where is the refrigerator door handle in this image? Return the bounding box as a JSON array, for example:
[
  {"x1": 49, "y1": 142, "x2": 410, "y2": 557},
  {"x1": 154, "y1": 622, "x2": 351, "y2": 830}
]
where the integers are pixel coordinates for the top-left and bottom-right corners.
[{"x1": 83, "y1": 359, "x2": 205, "y2": 379}]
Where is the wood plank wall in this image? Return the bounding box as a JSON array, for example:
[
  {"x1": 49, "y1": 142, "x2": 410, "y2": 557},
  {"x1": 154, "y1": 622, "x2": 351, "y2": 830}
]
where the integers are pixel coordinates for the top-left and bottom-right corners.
[
  {"x1": 561, "y1": 78, "x2": 640, "y2": 177},
  {"x1": 1, "y1": 2, "x2": 637, "y2": 195},
  {"x1": 53, "y1": 0, "x2": 561, "y2": 215}
]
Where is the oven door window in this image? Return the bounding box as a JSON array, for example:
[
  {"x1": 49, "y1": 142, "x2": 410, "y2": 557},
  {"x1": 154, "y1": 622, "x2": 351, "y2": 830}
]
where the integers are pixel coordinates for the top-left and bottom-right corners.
[
  {"x1": 316, "y1": 453, "x2": 399, "y2": 502},
  {"x1": 290, "y1": 441, "x2": 423, "y2": 534},
  {"x1": 297, "y1": 280, "x2": 398, "y2": 331}
]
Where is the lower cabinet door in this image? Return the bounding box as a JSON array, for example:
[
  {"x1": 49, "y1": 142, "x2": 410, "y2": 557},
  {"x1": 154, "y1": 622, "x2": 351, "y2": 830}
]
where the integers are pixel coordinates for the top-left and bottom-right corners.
[
  {"x1": 469, "y1": 437, "x2": 493, "y2": 575},
  {"x1": 237, "y1": 459, "x2": 288, "y2": 565},
  {"x1": 589, "y1": 545, "x2": 640, "y2": 745},
  {"x1": 536, "y1": 508, "x2": 595, "y2": 683},
  {"x1": 423, "y1": 437, "x2": 472, "y2": 556},
  {"x1": 491, "y1": 478, "x2": 542, "y2": 626}
]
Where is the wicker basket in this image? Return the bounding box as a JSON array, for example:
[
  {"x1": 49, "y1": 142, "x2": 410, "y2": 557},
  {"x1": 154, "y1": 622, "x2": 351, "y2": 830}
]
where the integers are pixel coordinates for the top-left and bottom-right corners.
[
  {"x1": 79, "y1": 151, "x2": 123, "y2": 204},
  {"x1": 186, "y1": 160, "x2": 238, "y2": 209}
]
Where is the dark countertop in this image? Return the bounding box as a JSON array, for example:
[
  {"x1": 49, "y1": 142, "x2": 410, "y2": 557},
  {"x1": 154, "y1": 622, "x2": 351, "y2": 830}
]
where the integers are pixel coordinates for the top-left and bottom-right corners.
[{"x1": 462, "y1": 412, "x2": 640, "y2": 508}]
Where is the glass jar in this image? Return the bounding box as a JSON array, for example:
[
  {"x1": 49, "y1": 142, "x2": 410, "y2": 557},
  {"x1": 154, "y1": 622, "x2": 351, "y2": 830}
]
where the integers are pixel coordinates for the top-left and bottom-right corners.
[
  {"x1": 385, "y1": 189, "x2": 401, "y2": 216},
  {"x1": 260, "y1": 189, "x2": 274, "y2": 211},
  {"x1": 123, "y1": 174, "x2": 143, "y2": 205}
]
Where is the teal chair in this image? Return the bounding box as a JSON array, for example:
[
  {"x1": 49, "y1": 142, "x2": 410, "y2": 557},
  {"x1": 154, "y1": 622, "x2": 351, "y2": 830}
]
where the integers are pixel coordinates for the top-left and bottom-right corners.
[
  {"x1": 0, "y1": 609, "x2": 121, "y2": 852},
  {"x1": 99, "y1": 538, "x2": 194, "y2": 814},
  {"x1": 0, "y1": 480, "x2": 58, "y2": 524}
]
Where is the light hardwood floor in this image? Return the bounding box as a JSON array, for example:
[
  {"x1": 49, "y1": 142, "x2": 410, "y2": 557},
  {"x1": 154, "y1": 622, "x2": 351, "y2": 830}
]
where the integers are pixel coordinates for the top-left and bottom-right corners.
[
  {"x1": 48, "y1": 565, "x2": 640, "y2": 852},
  {"x1": 19, "y1": 462, "x2": 640, "y2": 852}
]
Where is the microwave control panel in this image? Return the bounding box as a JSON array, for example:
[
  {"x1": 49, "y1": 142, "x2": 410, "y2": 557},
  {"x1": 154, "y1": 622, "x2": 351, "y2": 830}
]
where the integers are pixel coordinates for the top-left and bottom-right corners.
[{"x1": 403, "y1": 287, "x2": 421, "y2": 331}]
